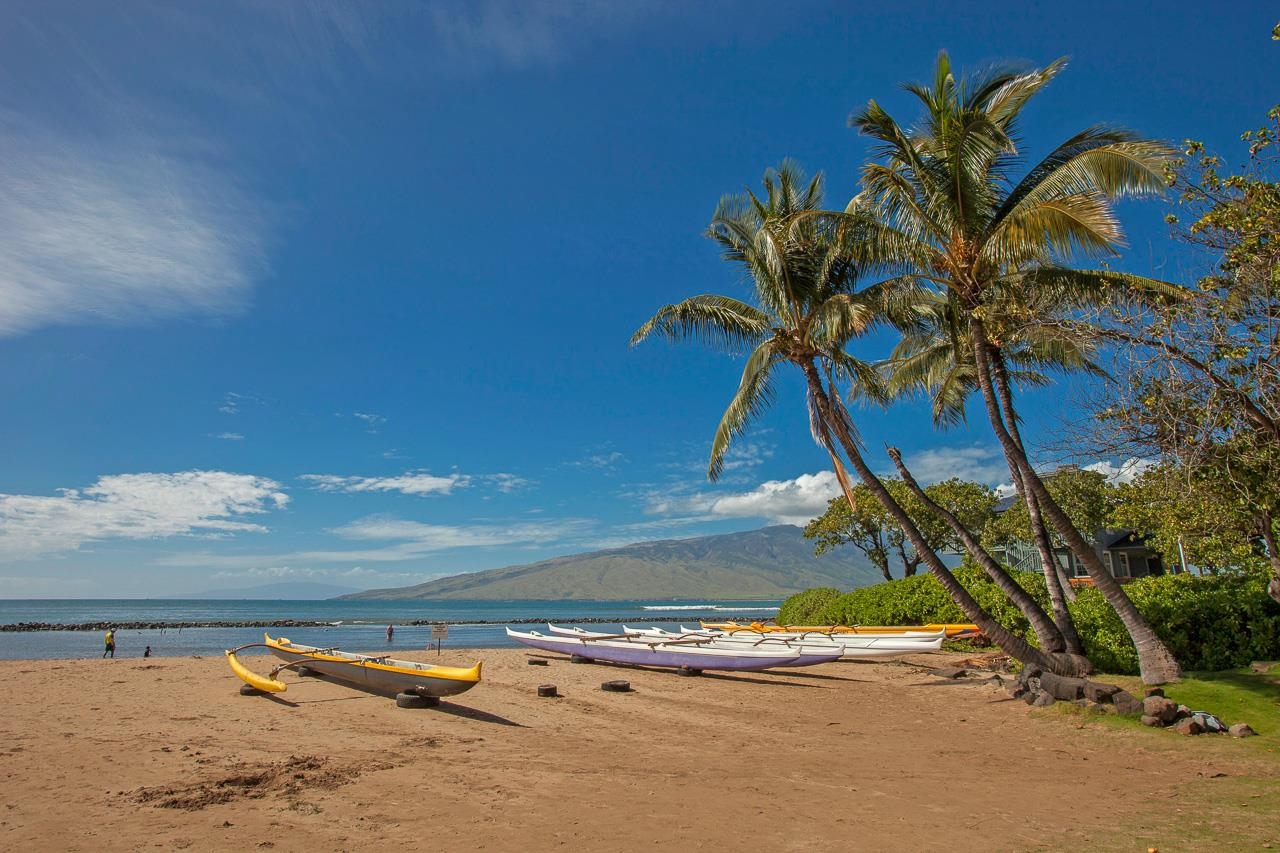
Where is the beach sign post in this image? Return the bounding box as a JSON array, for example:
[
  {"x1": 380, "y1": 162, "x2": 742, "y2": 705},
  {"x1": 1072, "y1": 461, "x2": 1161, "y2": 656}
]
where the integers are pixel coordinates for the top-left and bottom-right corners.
[{"x1": 431, "y1": 623, "x2": 448, "y2": 656}]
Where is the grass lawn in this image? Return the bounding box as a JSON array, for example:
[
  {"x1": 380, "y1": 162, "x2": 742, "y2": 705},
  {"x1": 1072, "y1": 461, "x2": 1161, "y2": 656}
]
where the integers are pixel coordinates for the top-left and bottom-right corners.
[
  {"x1": 1102, "y1": 662, "x2": 1280, "y2": 757},
  {"x1": 1042, "y1": 662, "x2": 1280, "y2": 851}
]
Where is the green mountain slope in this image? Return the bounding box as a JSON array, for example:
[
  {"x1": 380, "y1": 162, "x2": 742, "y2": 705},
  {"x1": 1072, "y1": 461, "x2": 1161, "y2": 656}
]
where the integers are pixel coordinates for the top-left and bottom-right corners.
[{"x1": 339, "y1": 525, "x2": 880, "y2": 600}]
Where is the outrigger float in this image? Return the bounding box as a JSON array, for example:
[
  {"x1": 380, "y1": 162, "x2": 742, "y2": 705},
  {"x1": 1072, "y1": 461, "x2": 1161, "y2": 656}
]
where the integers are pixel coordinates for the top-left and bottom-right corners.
[
  {"x1": 701, "y1": 621, "x2": 981, "y2": 638},
  {"x1": 225, "y1": 633, "x2": 482, "y2": 707}
]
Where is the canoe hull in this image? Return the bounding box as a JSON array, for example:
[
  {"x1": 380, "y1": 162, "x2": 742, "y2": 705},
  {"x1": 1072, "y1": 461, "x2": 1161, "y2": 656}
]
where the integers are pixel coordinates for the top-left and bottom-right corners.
[
  {"x1": 507, "y1": 629, "x2": 830, "y2": 672},
  {"x1": 265, "y1": 634, "x2": 481, "y2": 698}
]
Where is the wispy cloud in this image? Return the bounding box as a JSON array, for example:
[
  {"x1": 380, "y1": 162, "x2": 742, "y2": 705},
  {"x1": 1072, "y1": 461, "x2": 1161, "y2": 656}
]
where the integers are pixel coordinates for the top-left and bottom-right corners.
[
  {"x1": 483, "y1": 473, "x2": 532, "y2": 494},
  {"x1": 0, "y1": 471, "x2": 289, "y2": 560},
  {"x1": 352, "y1": 412, "x2": 386, "y2": 433},
  {"x1": 216, "y1": 432, "x2": 244, "y2": 441},
  {"x1": 888, "y1": 445, "x2": 1010, "y2": 486},
  {"x1": 157, "y1": 514, "x2": 595, "y2": 569},
  {"x1": 300, "y1": 471, "x2": 470, "y2": 496},
  {"x1": 0, "y1": 127, "x2": 267, "y2": 338},
  {"x1": 568, "y1": 445, "x2": 626, "y2": 472}
]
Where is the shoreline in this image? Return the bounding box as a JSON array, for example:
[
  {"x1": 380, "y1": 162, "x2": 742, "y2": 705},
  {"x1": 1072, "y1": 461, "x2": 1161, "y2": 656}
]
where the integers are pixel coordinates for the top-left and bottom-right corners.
[{"x1": 0, "y1": 614, "x2": 761, "y2": 632}]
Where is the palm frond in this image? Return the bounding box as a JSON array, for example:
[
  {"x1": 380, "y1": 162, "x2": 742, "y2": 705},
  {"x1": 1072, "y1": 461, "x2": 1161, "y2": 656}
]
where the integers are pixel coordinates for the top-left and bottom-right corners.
[
  {"x1": 631, "y1": 295, "x2": 770, "y2": 352},
  {"x1": 708, "y1": 341, "x2": 782, "y2": 480}
]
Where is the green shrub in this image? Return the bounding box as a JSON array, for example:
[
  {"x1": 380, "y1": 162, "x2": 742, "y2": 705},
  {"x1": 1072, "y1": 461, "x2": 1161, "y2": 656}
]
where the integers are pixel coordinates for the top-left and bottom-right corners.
[
  {"x1": 778, "y1": 569, "x2": 1280, "y2": 674},
  {"x1": 777, "y1": 587, "x2": 842, "y2": 624},
  {"x1": 799, "y1": 565, "x2": 1050, "y2": 641},
  {"x1": 1069, "y1": 573, "x2": 1280, "y2": 674}
]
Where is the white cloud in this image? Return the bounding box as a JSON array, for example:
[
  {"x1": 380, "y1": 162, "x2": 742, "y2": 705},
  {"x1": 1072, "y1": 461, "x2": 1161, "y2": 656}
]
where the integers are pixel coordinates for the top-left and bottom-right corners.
[
  {"x1": 889, "y1": 445, "x2": 1010, "y2": 486},
  {"x1": 646, "y1": 471, "x2": 841, "y2": 527},
  {"x1": 484, "y1": 473, "x2": 532, "y2": 494},
  {"x1": 0, "y1": 129, "x2": 266, "y2": 337},
  {"x1": 300, "y1": 471, "x2": 469, "y2": 496},
  {"x1": 569, "y1": 449, "x2": 626, "y2": 471},
  {"x1": 217, "y1": 432, "x2": 245, "y2": 441},
  {"x1": 352, "y1": 412, "x2": 386, "y2": 433},
  {"x1": 156, "y1": 515, "x2": 595, "y2": 569},
  {"x1": 1084, "y1": 457, "x2": 1156, "y2": 486},
  {"x1": 0, "y1": 471, "x2": 289, "y2": 560},
  {"x1": 720, "y1": 440, "x2": 774, "y2": 473}
]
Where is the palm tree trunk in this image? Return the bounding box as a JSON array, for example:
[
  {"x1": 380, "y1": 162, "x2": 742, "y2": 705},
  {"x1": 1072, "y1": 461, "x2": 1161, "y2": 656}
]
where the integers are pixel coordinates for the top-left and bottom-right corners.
[
  {"x1": 970, "y1": 319, "x2": 1181, "y2": 683},
  {"x1": 802, "y1": 362, "x2": 1084, "y2": 675},
  {"x1": 991, "y1": 353, "x2": 1084, "y2": 651},
  {"x1": 884, "y1": 447, "x2": 1075, "y2": 659},
  {"x1": 1258, "y1": 510, "x2": 1280, "y2": 605}
]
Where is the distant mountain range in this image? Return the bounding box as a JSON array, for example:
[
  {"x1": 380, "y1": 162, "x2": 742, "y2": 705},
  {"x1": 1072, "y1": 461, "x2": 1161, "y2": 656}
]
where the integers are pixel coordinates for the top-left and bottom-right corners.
[
  {"x1": 339, "y1": 525, "x2": 880, "y2": 601},
  {"x1": 168, "y1": 581, "x2": 363, "y2": 600}
]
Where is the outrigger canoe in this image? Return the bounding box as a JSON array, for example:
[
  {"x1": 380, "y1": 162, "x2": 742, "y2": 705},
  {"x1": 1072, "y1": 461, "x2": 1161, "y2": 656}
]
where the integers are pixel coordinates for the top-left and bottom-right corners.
[
  {"x1": 507, "y1": 627, "x2": 840, "y2": 672},
  {"x1": 702, "y1": 621, "x2": 980, "y2": 638},
  {"x1": 545, "y1": 624, "x2": 943, "y2": 659},
  {"x1": 226, "y1": 634, "x2": 482, "y2": 698}
]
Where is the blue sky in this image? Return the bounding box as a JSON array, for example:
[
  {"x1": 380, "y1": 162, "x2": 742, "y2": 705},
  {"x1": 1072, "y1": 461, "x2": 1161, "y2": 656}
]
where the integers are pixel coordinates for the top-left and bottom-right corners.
[{"x1": 0, "y1": 2, "x2": 1275, "y2": 597}]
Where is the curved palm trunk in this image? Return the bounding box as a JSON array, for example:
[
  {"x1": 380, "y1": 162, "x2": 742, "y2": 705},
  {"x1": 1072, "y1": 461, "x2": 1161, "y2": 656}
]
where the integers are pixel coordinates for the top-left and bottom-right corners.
[
  {"x1": 970, "y1": 319, "x2": 1181, "y2": 683},
  {"x1": 1259, "y1": 510, "x2": 1280, "y2": 606},
  {"x1": 884, "y1": 447, "x2": 1077, "y2": 660},
  {"x1": 819, "y1": 439, "x2": 896, "y2": 583},
  {"x1": 991, "y1": 353, "x2": 1084, "y2": 653},
  {"x1": 802, "y1": 362, "x2": 1084, "y2": 675}
]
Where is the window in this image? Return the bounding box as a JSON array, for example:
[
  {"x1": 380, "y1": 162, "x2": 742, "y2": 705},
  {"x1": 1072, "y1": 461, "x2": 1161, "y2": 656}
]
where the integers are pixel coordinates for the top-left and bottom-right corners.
[
  {"x1": 1115, "y1": 552, "x2": 1131, "y2": 578},
  {"x1": 1103, "y1": 552, "x2": 1113, "y2": 574}
]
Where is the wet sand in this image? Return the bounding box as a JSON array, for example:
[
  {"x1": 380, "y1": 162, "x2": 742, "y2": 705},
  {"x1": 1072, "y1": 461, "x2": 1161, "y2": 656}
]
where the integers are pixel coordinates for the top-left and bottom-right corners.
[{"x1": 0, "y1": 648, "x2": 1274, "y2": 852}]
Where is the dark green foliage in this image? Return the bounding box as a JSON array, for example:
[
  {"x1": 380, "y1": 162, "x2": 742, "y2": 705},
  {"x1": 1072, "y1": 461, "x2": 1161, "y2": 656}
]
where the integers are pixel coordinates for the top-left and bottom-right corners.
[
  {"x1": 776, "y1": 587, "x2": 843, "y2": 624},
  {"x1": 1069, "y1": 574, "x2": 1280, "y2": 674},
  {"x1": 779, "y1": 566, "x2": 1050, "y2": 640},
  {"x1": 782, "y1": 571, "x2": 1280, "y2": 673}
]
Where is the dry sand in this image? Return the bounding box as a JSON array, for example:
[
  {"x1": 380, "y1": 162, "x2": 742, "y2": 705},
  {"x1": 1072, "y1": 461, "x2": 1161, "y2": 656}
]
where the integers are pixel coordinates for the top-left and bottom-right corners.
[{"x1": 1, "y1": 648, "x2": 1275, "y2": 852}]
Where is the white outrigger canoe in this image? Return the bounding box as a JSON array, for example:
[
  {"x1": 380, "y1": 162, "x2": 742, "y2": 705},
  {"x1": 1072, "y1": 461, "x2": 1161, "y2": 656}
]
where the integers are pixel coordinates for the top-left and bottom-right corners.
[
  {"x1": 546, "y1": 624, "x2": 942, "y2": 659},
  {"x1": 507, "y1": 627, "x2": 842, "y2": 672}
]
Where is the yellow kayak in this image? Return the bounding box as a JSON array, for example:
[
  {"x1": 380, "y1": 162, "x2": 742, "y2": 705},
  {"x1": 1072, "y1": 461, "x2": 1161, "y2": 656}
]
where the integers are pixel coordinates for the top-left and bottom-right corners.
[{"x1": 702, "y1": 621, "x2": 980, "y2": 638}]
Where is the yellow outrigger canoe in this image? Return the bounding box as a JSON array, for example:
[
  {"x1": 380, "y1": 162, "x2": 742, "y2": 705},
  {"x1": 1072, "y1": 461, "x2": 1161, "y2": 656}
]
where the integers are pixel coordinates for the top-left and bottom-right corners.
[
  {"x1": 701, "y1": 621, "x2": 981, "y2": 638},
  {"x1": 225, "y1": 634, "x2": 482, "y2": 700}
]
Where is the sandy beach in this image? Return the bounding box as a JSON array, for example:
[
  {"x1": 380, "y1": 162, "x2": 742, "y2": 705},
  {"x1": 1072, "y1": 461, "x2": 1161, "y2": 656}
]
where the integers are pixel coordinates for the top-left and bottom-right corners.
[{"x1": 1, "y1": 648, "x2": 1276, "y2": 852}]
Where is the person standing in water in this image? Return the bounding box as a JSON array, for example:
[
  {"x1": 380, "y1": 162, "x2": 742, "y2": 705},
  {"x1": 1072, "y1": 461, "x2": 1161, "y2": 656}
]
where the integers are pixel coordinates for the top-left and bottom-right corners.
[
  {"x1": 386, "y1": 624, "x2": 394, "y2": 643},
  {"x1": 103, "y1": 628, "x2": 116, "y2": 658}
]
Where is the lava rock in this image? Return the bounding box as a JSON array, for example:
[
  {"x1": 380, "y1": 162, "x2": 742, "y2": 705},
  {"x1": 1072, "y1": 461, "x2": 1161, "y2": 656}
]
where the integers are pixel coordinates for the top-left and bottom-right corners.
[
  {"x1": 1140, "y1": 715, "x2": 1164, "y2": 727},
  {"x1": 1229, "y1": 723, "x2": 1257, "y2": 738},
  {"x1": 1111, "y1": 690, "x2": 1143, "y2": 716},
  {"x1": 1144, "y1": 686, "x2": 1165, "y2": 698},
  {"x1": 1031, "y1": 692, "x2": 1056, "y2": 707},
  {"x1": 1082, "y1": 681, "x2": 1122, "y2": 703},
  {"x1": 1142, "y1": 695, "x2": 1179, "y2": 725},
  {"x1": 930, "y1": 667, "x2": 967, "y2": 679},
  {"x1": 1170, "y1": 718, "x2": 1204, "y2": 736}
]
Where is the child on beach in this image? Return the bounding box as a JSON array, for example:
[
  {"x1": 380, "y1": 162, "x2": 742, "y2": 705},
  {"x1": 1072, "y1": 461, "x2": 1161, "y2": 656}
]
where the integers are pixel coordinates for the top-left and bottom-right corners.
[{"x1": 103, "y1": 628, "x2": 115, "y2": 658}]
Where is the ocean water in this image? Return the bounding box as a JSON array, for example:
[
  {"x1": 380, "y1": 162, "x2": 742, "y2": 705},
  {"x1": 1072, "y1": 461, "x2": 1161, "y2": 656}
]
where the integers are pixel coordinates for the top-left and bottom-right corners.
[{"x1": 0, "y1": 599, "x2": 782, "y2": 660}]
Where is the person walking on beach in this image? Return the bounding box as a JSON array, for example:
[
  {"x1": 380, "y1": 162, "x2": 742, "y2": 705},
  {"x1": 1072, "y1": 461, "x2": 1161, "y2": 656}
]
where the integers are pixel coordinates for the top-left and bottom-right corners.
[
  {"x1": 386, "y1": 624, "x2": 394, "y2": 643},
  {"x1": 103, "y1": 628, "x2": 116, "y2": 658}
]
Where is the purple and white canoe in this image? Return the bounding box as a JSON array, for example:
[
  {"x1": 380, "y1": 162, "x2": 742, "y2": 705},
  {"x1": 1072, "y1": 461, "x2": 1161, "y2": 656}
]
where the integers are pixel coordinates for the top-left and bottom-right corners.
[{"x1": 505, "y1": 628, "x2": 839, "y2": 672}]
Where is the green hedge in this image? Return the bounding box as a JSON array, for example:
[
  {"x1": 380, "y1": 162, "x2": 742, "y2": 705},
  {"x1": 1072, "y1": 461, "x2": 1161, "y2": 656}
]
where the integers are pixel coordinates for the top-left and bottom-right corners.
[
  {"x1": 775, "y1": 587, "x2": 842, "y2": 625},
  {"x1": 1069, "y1": 573, "x2": 1280, "y2": 674},
  {"x1": 777, "y1": 570, "x2": 1280, "y2": 674}
]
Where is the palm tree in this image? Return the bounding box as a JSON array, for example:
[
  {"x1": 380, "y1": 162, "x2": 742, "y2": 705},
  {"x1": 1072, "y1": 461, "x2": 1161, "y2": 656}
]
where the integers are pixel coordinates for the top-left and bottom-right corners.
[
  {"x1": 632, "y1": 161, "x2": 1080, "y2": 675},
  {"x1": 850, "y1": 52, "x2": 1183, "y2": 682},
  {"x1": 882, "y1": 286, "x2": 1093, "y2": 654}
]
